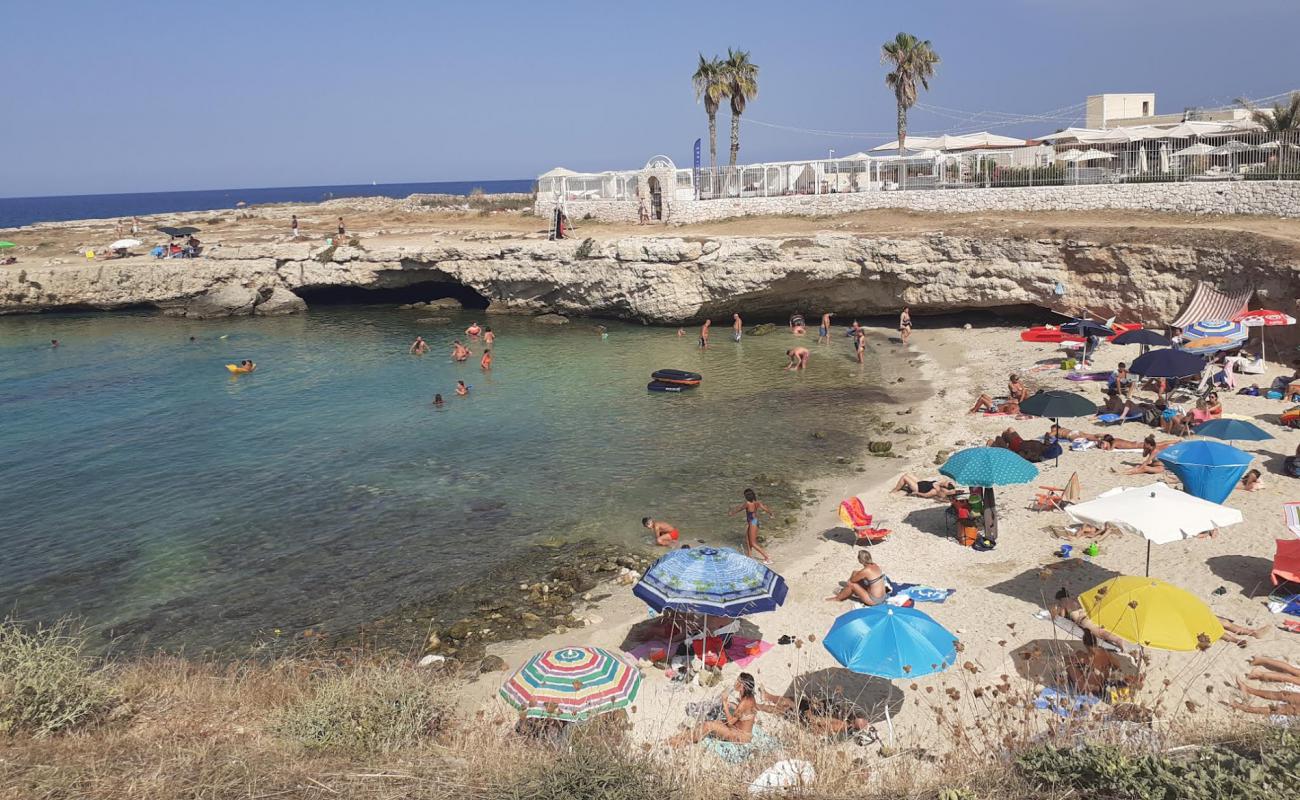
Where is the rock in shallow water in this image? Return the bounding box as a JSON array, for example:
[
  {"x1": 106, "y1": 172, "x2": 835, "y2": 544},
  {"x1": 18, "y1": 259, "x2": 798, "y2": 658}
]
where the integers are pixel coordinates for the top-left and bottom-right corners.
[
  {"x1": 533, "y1": 313, "x2": 569, "y2": 325},
  {"x1": 254, "y1": 287, "x2": 307, "y2": 316},
  {"x1": 183, "y1": 285, "x2": 259, "y2": 319}
]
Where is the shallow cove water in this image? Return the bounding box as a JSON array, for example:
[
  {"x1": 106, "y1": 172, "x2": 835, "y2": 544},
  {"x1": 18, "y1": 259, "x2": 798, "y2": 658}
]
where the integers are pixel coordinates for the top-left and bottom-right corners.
[{"x1": 0, "y1": 309, "x2": 892, "y2": 653}]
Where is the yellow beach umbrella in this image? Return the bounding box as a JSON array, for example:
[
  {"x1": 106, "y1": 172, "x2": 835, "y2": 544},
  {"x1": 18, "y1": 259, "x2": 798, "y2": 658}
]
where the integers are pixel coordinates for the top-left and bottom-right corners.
[{"x1": 1080, "y1": 576, "x2": 1224, "y2": 651}]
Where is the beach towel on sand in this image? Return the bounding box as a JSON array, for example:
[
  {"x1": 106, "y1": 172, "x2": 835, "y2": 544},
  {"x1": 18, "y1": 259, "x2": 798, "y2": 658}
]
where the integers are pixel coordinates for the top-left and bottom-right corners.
[
  {"x1": 889, "y1": 582, "x2": 956, "y2": 603},
  {"x1": 627, "y1": 636, "x2": 773, "y2": 668},
  {"x1": 701, "y1": 725, "x2": 778, "y2": 763},
  {"x1": 1034, "y1": 687, "x2": 1100, "y2": 717}
]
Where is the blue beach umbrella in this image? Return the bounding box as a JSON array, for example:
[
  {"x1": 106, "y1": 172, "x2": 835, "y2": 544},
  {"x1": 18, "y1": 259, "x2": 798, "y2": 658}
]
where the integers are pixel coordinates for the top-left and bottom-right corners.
[
  {"x1": 1183, "y1": 320, "x2": 1247, "y2": 341},
  {"x1": 1060, "y1": 319, "x2": 1114, "y2": 363},
  {"x1": 1157, "y1": 440, "x2": 1252, "y2": 504},
  {"x1": 1193, "y1": 418, "x2": 1273, "y2": 443},
  {"x1": 1112, "y1": 329, "x2": 1172, "y2": 348},
  {"x1": 632, "y1": 546, "x2": 787, "y2": 617},
  {"x1": 940, "y1": 447, "x2": 1038, "y2": 487},
  {"x1": 823, "y1": 605, "x2": 957, "y2": 743},
  {"x1": 1129, "y1": 347, "x2": 1205, "y2": 379}
]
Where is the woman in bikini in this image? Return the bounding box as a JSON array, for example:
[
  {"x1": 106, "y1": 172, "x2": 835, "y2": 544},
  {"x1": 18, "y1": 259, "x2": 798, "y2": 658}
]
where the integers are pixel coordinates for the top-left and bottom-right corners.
[
  {"x1": 970, "y1": 374, "x2": 1029, "y2": 414},
  {"x1": 1098, "y1": 434, "x2": 1145, "y2": 451},
  {"x1": 826, "y1": 550, "x2": 887, "y2": 605},
  {"x1": 890, "y1": 473, "x2": 957, "y2": 500},
  {"x1": 757, "y1": 688, "x2": 873, "y2": 738},
  {"x1": 899, "y1": 307, "x2": 912, "y2": 344},
  {"x1": 668, "y1": 673, "x2": 758, "y2": 746},
  {"x1": 730, "y1": 489, "x2": 772, "y2": 563}
]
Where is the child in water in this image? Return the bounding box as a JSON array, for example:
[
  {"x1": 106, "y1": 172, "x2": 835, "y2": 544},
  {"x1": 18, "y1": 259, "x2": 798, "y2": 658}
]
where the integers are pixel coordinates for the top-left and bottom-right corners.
[
  {"x1": 642, "y1": 517, "x2": 680, "y2": 547},
  {"x1": 433, "y1": 393, "x2": 444, "y2": 407},
  {"x1": 480, "y1": 349, "x2": 493, "y2": 370},
  {"x1": 455, "y1": 380, "x2": 469, "y2": 396},
  {"x1": 730, "y1": 488, "x2": 773, "y2": 564}
]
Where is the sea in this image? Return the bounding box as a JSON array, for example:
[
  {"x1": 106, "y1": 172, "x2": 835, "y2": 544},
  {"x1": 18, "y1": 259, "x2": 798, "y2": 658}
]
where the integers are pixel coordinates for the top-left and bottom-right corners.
[
  {"x1": 0, "y1": 308, "x2": 892, "y2": 654},
  {"x1": 0, "y1": 180, "x2": 535, "y2": 229}
]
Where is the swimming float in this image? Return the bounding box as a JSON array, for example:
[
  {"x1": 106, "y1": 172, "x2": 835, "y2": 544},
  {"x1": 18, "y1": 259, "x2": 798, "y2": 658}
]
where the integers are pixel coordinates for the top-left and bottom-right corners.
[
  {"x1": 1020, "y1": 323, "x2": 1143, "y2": 344},
  {"x1": 650, "y1": 369, "x2": 702, "y2": 386},
  {"x1": 225, "y1": 363, "x2": 254, "y2": 374},
  {"x1": 647, "y1": 381, "x2": 687, "y2": 393}
]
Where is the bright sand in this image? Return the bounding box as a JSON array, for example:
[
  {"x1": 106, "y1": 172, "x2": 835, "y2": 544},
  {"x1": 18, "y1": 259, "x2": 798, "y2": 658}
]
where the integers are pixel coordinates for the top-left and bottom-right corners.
[{"x1": 465, "y1": 321, "x2": 1300, "y2": 754}]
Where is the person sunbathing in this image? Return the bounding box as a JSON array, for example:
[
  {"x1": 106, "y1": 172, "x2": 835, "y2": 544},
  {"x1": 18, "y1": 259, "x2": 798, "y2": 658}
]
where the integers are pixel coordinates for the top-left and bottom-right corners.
[
  {"x1": 1246, "y1": 656, "x2": 1300, "y2": 687},
  {"x1": 1065, "y1": 630, "x2": 1123, "y2": 696},
  {"x1": 1048, "y1": 423, "x2": 1095, "y2": 442},
  {"x1": 890, "y1": 473, "x2": 956, "y2": 500},
  {"x1": 1218, "y1": 617, "x2": 1272, "y2": 645},
  {"x1": 1224, "y1": 678, "x2": 1300, "y2": 717},
  {"x1": 1239, "y1": 469, "x2": 1263, "y2": 492},
  {"x1": 1204, "y1": 391, "x2": 1223, "y2": 417},
  {"x1": 1121, "y1": 436, "x2": 1175, "y2": 475},
  {"x1": 1048, "y1": 588, "x2": 1129, "y2": 650},
  {"x1": 757, "y1": 689, "x2": 873, "y2": 738},
  {"x1": 1098, "y1": 434, "x2": 1145, "y2": 451},
  {"x1": 970, "y1": 393, "x2": 1019, "y2": 414},
  {"x1": 668, "y1": 673, "x2": 757, "y2": 747},
  {"x1": 826, "y1": 550, "x2": 887, "y2": 605},
  {"x1": 1007, "y1": 374, "x2": 1030, "y2": 403}
]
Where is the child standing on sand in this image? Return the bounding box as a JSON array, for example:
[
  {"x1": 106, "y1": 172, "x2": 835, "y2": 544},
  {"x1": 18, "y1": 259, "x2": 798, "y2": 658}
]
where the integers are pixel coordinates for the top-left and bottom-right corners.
[{"x1": 730, "y1": 488, "x2": 773, "y2": 564}]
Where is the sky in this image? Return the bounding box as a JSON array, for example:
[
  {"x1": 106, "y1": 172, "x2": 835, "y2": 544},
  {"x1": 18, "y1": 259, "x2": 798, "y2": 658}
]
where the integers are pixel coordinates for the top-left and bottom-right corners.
[{"x1": 3, "y1": 0, "x2": 1298, "y2": 197}]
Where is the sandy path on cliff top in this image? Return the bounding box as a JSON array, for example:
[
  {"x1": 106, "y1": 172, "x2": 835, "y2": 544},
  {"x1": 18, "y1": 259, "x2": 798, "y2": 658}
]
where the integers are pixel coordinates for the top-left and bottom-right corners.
[
  {"x1": 458, "y1": 321, "x2": 1300, "y2": 757},
  {"x1": 8, "y1": 205, "x2": 1300, "y2": 267}
]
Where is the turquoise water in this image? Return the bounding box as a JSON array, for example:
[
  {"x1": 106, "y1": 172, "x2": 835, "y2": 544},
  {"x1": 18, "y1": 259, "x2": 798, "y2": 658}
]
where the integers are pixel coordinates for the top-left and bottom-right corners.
[{"x1": 0, "y1": 310, "x2": 889, "y2": 653}]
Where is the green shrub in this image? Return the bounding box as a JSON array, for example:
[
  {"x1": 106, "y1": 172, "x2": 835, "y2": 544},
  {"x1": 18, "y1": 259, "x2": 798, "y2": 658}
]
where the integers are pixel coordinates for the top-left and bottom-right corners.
[
  {"x1": 276, "y1": 663, "x2": 445, "y2": 753},
  {"x1": 1015, "y1": 730, "x2": 1300, "y2": 800},
  {"x1": 316, "y1": 244, "x2": 337, "y2": 263},
  {"x1": 0, "y1": 619, "x2": 117, "y2": 736},
  {"x1": 490, "y1": 742, "x2": 675, "y2": 800}
]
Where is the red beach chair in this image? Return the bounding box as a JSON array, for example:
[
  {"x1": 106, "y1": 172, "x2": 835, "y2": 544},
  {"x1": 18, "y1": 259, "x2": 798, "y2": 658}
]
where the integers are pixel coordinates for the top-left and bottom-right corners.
[
  {"x1": 839, "y1": 497, "x2": 891, "y2": 543},
  {"x1": 1273, "y1": 539, "x2": 1300, "y2": 587}
]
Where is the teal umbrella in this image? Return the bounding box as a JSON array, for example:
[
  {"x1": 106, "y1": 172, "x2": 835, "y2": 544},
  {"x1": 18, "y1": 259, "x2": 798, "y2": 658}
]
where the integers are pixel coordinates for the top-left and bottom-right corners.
[{"x1": 939, "y1": 447, "x2": 1038, "y2": 487}]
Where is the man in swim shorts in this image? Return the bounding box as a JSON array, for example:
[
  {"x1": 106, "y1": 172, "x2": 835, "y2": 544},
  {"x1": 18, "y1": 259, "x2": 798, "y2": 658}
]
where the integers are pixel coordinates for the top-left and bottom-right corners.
[
  {"x1": 818, "y1": 312, "x2": 833, "y2": 344},
  {"x1": 699, "y1": 319, "x2": 711, "y2": 349},
  {"x1": 642, "y1": 517, "x2": 680, "y2": 547},
  {"x1": 786, "y1": 347, "x2": 810, "y2": 371},
  {"x1": 732, "y1": 313, "x2": 743, "y2": 343}
]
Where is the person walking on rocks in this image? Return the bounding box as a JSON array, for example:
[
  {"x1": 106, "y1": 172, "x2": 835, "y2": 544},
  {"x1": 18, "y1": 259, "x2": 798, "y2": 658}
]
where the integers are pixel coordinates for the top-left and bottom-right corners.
[
  {"x1": 337, "y1": 217, "x2": 346, "y2": 238},
  {"x1": 291, "y1": 214, "x2": 300, "y2": 238}
]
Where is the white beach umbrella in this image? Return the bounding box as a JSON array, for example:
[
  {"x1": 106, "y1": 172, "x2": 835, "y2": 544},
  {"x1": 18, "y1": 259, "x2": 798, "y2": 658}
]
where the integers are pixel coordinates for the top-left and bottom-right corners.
[
  {"x1": 1259, "y1": 140, "x2": 1300, "y2": 150},
  {"x1": 1159, "y1": 142, "x2": 1171, "y2": 173},
  {"x1": 1208, "y1": 140, "x2": 1256, "y2": 156},
  {"x1": 1065, "y1": 483, "x2": 1242, "y2": 575},
  {"x1": 110, "y1": 238, "x2": 142, "y2": 249},
  {"x1": 1056, "y1": 149, "x2": 1084, "y2": 162},
  {"x1": 1174, "y1": 143, "x2": 1215, "y2": 157},
  {"x1": 1136, "y1": 148, "x2": 1149, "y2": 174},
  {"x1": 1076, "y1": 149, "x2": 1116, "y2": 162}
]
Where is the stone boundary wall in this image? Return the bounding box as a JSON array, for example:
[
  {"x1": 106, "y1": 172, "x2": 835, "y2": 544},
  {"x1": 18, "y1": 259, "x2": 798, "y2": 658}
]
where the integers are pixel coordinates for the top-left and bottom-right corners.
[{"x1": 537, "y1": 180, "x2": 1300, "y2": 225}]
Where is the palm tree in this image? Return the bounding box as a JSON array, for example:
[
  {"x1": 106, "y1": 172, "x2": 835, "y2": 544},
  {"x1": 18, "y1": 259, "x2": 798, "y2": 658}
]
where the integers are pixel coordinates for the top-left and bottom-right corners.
[
  {"x1": 722, "y1": 49, "x2": 759, "y2": 167},
  {"x1": 881, "y1": 33, "x2": 940, "y2": 155},
  {"x1": 1239, "y1": 93, "x2": 1300, "y2": 177},
  {"x1": 692, "y1": 55, "x2": 728, "y2": 169}
]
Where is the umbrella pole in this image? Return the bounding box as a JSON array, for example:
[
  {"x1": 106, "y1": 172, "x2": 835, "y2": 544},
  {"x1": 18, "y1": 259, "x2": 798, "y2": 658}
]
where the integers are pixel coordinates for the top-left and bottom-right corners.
[
  {"x1": 884, "y1": 680, "x2": 896, "y2": 746},
  {"x1": 1145, "y1": 540, "x2": 1151, "y2": 578}
]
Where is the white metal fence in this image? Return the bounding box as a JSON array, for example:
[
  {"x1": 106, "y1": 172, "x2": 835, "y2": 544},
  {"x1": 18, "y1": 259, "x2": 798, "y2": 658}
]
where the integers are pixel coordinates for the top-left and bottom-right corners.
[{"x1": 539, "y1": 129, "x2": 1299, "y2": 203}]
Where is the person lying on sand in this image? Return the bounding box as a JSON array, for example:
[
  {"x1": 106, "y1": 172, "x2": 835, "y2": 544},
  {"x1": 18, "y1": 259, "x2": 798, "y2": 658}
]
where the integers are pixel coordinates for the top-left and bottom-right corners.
[
  {"x1": 1224, "y1": 678, "x2": 1300, "y2": 717},
  {"x1": 969, "y1": 393, "x2": 1020, "y2": 415},
  {"x1": 1246, "y1": 656, "x2": 1300, "y2": 686},
  {"x1": 890, "y1": 473, "x2": 957, "y2": 500},
  {"x1": 1239, "y1": 469, "x2": 1263, "y2": 492},
  {"x1": 1048, "y1": 589, "x2": 1129, "y2": 651},
  {"x1": 668, "y1": 673, "x2": 757, "y2": 747},
  {"x1": 1216, "y1": 617, "x2": 1272, "y2": 646},
  {"x1": 642, "y1": 517, "x2": 680, "y2": 547},
  {"x1": 757, "y1": 689, "x2": 873, "y2": 738},
  {"x1": 826, "y1": 550, "x2": 887, "y2": 605},
  {"x1": 1066, "y1": 630, "x2": 1131, "y2": 696},
  {"x1": 1118, "y1": 436, "x2": 1176, "y2": 475},
  {"x1": 1098, "y1": 434, "x2": 1145, "y2": 451}
]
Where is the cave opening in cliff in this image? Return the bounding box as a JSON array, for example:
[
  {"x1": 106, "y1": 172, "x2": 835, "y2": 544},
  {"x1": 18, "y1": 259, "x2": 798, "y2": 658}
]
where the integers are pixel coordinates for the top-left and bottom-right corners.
[{"x1": 295, "y1": 280, "x2": 490, "y2": 308}]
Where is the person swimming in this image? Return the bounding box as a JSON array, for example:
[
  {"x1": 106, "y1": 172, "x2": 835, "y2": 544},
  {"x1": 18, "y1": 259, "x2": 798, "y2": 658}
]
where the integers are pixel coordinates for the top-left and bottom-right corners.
[
  {"x1": 50, "y1": 339, "x2": 59, "y2": 348},
  {"x1": 466, "y1": 321, "x2": 482, "y2": 337},
  {"x1": 455, "y1": 380, "x2": 469, "y2": 396},
  {"x1": 450, "y1": 340, "x2": 471, "y2": 362},
  {"x1": 480, "y1": 349, "x2": 493, "y2": 370},
  {"x1": 410, "y1": 336, "x2": 429, "y2": 355},
  {"x1": 433, "y1": 393, "x2": 444, "y2": 407},
  {"x1": 237, "y1": 359, "x2": 256, "y2": 372},
  {"x1": 642, "y1": 517, "x2": 680, "y2": 547},
  {"x1": 483, "y1": 327, "x2": 495, "y2": 346}
]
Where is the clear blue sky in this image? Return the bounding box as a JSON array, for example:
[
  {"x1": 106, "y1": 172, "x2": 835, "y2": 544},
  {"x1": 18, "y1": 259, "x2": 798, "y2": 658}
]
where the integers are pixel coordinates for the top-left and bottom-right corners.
[{"x1": 4, "y1": 0, "x2": 1298, "y2": 197}]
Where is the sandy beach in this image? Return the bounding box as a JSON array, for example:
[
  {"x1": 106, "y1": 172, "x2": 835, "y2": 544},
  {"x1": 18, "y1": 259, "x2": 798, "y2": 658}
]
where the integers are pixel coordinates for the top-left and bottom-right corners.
[{"x1": 458, "y1": 318, "x2": 1300, "y2": 761}]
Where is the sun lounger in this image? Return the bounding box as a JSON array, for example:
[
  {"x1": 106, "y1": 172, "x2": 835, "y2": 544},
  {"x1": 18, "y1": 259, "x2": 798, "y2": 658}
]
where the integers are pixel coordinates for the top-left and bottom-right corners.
[
  {"x1": 1033, "y1": 473, "x2": 1080, "y2": 511},
  {"x1": 1274, "y1": 539, "x2": 1300, "y2": 586},
  {"x1": 838, "y1": 496, "x2": 891, "y2": 543},
  {"x1": 1033, "y1": 610, "x2": 1141, "y2": 655},
  {"x1": 1286, "y1": 502, "x2": 1300, "y2": 539}
]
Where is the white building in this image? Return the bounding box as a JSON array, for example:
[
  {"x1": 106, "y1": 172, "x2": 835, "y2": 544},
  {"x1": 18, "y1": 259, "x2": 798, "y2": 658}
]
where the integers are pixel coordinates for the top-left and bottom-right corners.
[{"x1": 1086, "y1": 93, "x2": 1156, "y2": 128}]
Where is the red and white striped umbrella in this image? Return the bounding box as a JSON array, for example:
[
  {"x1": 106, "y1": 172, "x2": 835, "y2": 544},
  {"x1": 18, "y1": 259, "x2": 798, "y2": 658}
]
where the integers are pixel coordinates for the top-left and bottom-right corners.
[{"x1": 1234, "y1": 309, "x2": 1297, "y2": 327}]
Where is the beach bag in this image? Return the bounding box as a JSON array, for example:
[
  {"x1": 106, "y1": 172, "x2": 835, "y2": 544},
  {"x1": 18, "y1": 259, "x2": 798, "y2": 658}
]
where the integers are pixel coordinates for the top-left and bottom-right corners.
[
  {"x1": 1268, "y1": 391, "x2": 1284, "y2": 400},
  {"x1": 1282, "y1": 406, "x2": 1300, "y2": 429},
  {"x1": 956, "y1": 521, "x2": 979, "y2": 547},
  {"x1": 971, "y1": 534, "x2": 997, "y2": 552}
]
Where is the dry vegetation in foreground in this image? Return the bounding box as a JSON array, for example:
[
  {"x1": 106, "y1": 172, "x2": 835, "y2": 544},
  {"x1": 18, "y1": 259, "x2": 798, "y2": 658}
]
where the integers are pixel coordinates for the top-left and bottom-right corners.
[{"x1": 0, "y1": 619, "x2": 1296, "y2": 800}]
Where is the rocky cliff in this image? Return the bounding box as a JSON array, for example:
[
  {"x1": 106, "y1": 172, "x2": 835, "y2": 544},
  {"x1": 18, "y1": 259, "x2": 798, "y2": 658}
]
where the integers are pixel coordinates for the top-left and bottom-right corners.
[{"x1": 3, "y1": 232, "x2": 1298, "y2": 331}]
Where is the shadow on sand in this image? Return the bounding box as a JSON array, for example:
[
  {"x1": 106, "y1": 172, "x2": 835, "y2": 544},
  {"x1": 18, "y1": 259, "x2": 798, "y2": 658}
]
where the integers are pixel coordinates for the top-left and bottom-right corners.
[
  {"x1": 988, "y1": 560, "x2": 1123, "y2": 608},
  {"x1": 1206, "y1": 554, "x2": 1277, "y2": 598},
  {"x1": 775, "y1": 667, "x2": 905, "y2": 726}
]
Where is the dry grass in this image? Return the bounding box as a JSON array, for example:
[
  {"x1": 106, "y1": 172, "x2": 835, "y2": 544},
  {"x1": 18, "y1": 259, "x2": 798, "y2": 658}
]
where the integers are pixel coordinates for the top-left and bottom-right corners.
[{"x1": 0, "y1": 623, "x2": 1292, "y2": 800}]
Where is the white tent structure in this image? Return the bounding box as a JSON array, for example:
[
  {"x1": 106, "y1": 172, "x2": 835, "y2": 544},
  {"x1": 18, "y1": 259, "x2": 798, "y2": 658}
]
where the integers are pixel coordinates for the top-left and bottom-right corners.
[
  {"x1": 871, "y1": 131, "x2": 1026, "y2": 152},
  {"x1": 1066, "y1": 483, "x2": 1242, "y2": 574},
  {"x1": 1076, "y1": 149, "x2": 1116, "y2": 162},
  {"x1": 1174, "y1": 143, "x2": 1215, "y2": 157}
]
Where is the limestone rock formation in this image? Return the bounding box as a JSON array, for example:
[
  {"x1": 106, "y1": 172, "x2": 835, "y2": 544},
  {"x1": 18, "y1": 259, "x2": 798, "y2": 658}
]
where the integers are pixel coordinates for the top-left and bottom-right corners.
[
  {"x1": 254, "y1": 287, "x2": 307, "y2": 316},
  {"x1": 183, "y1": 285, "x2": 260, "y2": 319},
  {"x1": 532, "y1": 314, "x2": 569, "y2": 325}
]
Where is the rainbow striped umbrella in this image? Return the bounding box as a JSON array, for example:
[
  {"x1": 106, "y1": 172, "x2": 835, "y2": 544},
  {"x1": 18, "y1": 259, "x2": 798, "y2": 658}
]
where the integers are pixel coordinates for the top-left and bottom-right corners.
[{"x1": 500, "y1": 646, "x2": 641, "y2": 721}]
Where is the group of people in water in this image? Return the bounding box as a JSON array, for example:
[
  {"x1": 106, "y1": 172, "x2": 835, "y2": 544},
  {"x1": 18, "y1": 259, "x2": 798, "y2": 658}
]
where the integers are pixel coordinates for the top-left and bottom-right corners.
[
  {"x1": 683, "y1": 307, "x2": 914, "y2": 372},
  {"x1": 411, "y1": 322, "x2": 493, "y2": 406}
]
